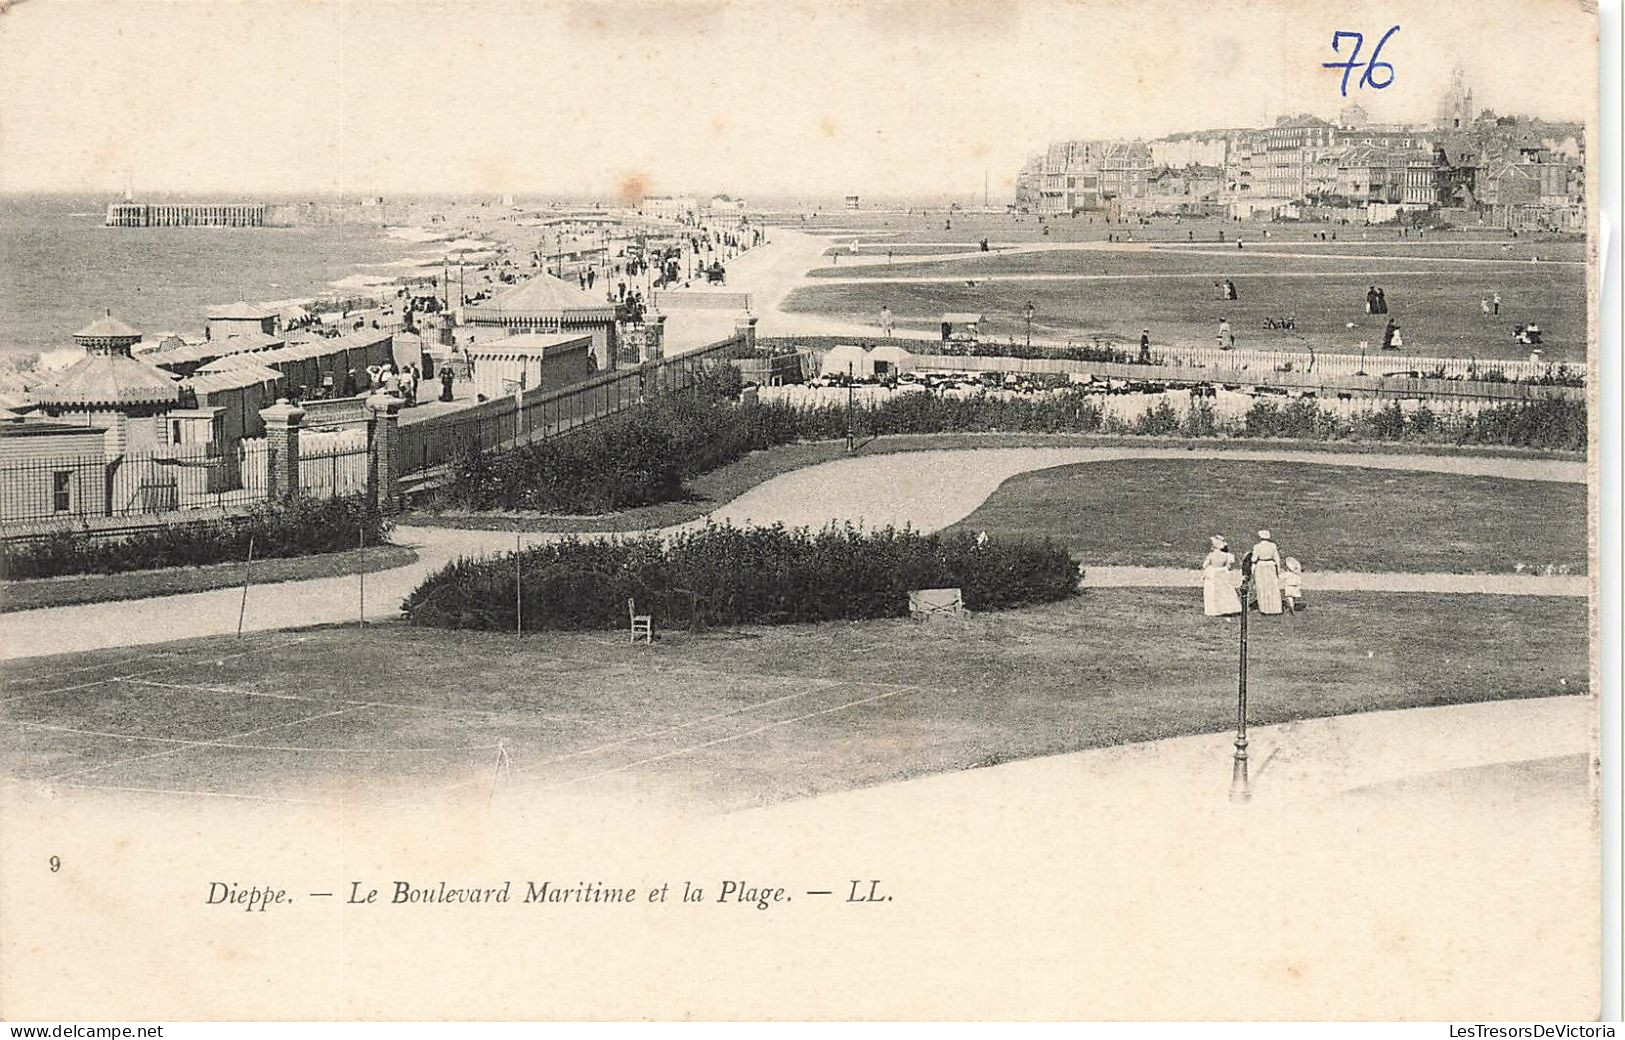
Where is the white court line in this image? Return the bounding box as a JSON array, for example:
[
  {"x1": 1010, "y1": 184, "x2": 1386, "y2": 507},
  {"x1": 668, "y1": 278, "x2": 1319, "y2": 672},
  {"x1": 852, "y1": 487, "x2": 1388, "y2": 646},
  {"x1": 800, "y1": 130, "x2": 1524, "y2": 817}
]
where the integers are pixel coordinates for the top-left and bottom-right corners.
[
  {"x1": 537, "y1": 684, "x2": 917, "y2": 791},
  {"x1": 40, "y1": 706, "x2": 361, "y2": 783},
  {"x1": 123, "y1": 678, "x2": 311, "y2": 701},
  {"x1": 437, "y1": 676, "x2": 855, "y2": 796},
  {"x1": 0, "y1": 634, "x2": 313, "y2": 704},
  {"x1": 535, "y1": 638, "x2": 926, "y2": 694},
  {"x1": 117, "y1": 677, "x2": 571, "y2": 722},
  {"x1": 0, "y1": 647, "x2": 180, "y2": 685},
  {"x1": 11, "y1": 721, "x2": 503, "y2": 755}
]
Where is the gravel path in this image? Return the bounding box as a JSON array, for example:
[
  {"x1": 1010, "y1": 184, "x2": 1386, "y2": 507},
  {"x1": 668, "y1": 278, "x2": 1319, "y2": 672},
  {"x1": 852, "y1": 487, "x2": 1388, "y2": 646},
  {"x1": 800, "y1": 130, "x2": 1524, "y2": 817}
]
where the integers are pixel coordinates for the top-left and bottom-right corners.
[{"x1": 0, "y1": 446, "x2": 1583, "y2": 660}]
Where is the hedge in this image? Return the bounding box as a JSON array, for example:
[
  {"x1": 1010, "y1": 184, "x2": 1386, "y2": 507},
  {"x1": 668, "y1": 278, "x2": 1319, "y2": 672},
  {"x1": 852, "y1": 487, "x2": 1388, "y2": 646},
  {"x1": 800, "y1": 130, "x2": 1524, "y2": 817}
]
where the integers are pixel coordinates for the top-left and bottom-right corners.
[
  {"x1": 439, "y1": 382, "x2": 1587, "y2": 513},
  {"x1": 0, "y1": 494, "x2": 393, "y2": 580},
  {"x1": 401, "y1": 522, "x2": 1079, "y2": 631}
]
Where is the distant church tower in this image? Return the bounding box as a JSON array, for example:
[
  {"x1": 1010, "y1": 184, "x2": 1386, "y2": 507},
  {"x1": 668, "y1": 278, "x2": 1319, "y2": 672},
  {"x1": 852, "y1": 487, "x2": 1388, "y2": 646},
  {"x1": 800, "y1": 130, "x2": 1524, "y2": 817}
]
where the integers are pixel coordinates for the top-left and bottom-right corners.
[{"x1": 1435, "y1": 65, "x2": 1475, "y2": 130}]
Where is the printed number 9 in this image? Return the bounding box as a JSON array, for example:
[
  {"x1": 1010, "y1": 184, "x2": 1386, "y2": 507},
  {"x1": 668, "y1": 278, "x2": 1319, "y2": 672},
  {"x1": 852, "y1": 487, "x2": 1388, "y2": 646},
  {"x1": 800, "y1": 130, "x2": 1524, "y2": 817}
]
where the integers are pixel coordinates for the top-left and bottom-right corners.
[
  {"x1": 49, "y1": 855, "x2": 60, "y2": 873},
  {"x1": 1361, "y1": 26, "x2": 1400, "y2": 90}
]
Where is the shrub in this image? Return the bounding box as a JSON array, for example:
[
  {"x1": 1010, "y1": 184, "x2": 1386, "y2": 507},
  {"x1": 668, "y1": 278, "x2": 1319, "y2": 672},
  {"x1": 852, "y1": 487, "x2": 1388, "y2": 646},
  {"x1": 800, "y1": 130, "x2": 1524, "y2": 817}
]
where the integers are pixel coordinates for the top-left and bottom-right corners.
[
  {"x1": 0, "y1": 494, "x2": 392, "y2": 580},
  {"x1": 438, "y1": 384, "x2": 1587, "y2": 515},
  {"x1": 402, "y1": 522, "x2": 1079, "y2": 631}
]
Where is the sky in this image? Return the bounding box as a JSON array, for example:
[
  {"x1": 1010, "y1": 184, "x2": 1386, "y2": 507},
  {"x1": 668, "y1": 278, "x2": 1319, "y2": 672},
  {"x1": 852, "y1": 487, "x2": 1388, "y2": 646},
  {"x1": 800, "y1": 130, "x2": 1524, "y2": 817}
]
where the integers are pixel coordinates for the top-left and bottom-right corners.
[{"x1": 0, "y1": 0, "x2": 1598, "y2": 201}]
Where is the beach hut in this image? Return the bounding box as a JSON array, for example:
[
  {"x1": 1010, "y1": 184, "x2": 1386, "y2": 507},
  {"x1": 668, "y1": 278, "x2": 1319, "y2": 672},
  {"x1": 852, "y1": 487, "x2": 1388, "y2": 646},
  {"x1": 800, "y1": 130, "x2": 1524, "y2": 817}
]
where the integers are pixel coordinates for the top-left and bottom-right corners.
[
  {"x1": 464, "y1": 333, "x2": 593, "y2": 401},
  {"x1": 868, "y1": 344, "x2": 914, "y2": 377},
  {"x1": 820, "y1": 343, "x2": 872, "y2": 380}
]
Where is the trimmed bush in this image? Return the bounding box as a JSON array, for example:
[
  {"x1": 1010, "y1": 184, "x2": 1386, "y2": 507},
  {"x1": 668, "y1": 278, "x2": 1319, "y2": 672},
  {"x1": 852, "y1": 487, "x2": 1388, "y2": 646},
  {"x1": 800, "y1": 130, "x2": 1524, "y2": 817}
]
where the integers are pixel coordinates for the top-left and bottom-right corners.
[
  {"x1": 438, "y1": 384, "x2": 1587, "y2": 515},
  {"x1": 0, "y1": 494, "x2": 392, "y2": 580},
  {"x1": 402, "y1": 522, "x2": 1079, "y2": 631}
]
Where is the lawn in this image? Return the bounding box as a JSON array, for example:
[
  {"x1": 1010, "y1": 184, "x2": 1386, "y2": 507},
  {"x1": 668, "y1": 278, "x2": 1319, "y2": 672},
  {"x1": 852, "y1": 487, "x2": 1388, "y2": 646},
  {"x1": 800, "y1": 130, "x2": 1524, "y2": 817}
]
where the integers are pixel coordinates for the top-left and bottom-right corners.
[
  {"x1": 0, "y1": 589, "x2": 1587, "y2": 812},
  {"x1": 782, "y1": 262, "x2": 1586, "y2": 362},
  {"x1": 403, "y1": 434, "x2": 1582, "y2": 535},
  {"x1": 789, "y1": 210, "x2": 1580, "y2": 248},
  {"x1": 0, "y1": 543, "x2": 418, "y2": 613},
  {"x1": 807, "y1": 246, "x2": 1583, "y2": 279},
  {"x1": 946, "y1": 459, "x2": 1586, "y2": 573}
]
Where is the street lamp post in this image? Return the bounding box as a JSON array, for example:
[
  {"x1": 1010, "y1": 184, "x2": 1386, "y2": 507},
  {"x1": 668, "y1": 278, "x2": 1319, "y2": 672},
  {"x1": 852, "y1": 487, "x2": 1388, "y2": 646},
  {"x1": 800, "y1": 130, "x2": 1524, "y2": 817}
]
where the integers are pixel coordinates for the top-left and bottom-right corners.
[
  {"x1": 846, "y1": 362, "x2": 856, "y2": 453},
  {"x1": 1231, "y1": 572, "x2": 1252, "y2": 803},
  {"x1": 1024, "y1": 302, "x2": 1035, "y2": 349}
]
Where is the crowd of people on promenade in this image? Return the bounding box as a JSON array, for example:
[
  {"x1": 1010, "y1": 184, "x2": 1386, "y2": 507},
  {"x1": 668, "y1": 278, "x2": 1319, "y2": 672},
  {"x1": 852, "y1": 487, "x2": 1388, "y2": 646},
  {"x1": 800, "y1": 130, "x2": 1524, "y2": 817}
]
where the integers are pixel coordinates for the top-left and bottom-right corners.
[{"x1": 1201, "y1": 531, "x2": 1302, "y2": 617}]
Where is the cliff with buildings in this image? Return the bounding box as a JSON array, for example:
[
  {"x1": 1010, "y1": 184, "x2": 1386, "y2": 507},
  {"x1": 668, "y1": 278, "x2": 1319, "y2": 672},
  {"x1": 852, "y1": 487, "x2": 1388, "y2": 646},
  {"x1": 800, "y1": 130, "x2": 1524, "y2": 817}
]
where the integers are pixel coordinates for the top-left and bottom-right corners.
[{"x1": 1013, "y1": 72, "x2": 1585, "y2": 230}]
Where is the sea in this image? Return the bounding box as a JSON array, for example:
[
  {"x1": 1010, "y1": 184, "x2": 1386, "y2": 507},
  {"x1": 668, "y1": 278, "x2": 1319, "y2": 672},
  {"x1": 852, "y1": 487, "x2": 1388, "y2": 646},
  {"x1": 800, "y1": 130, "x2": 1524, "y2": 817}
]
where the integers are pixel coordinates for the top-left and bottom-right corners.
[{"x1": 0, "y1": 194, "x2": 446, "y2": 362}]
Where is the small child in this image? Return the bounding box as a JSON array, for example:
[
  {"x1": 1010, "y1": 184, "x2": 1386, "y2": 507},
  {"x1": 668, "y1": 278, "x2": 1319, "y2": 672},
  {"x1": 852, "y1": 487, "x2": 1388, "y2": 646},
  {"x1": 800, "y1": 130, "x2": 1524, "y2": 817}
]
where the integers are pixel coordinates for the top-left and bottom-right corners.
[{"x1": 1282, "y1": 557, "x2": 1303, "y2": 613}]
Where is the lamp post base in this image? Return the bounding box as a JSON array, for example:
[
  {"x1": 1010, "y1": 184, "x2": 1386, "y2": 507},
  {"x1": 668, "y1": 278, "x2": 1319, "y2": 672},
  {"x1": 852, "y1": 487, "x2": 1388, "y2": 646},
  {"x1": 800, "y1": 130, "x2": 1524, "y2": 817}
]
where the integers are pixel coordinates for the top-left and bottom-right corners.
[{"x1": 1230, "y1": 735, "x2": 1251, "y2": 803}]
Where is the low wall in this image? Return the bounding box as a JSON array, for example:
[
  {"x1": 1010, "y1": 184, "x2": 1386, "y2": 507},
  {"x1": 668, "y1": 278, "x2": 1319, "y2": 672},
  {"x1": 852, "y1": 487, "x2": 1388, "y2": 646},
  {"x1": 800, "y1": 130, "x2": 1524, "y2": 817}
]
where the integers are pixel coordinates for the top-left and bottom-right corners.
[
  {"x1": 899, "y1": 353, "x2": 1584, "y2": 402},
  {"x1": 652, "y1": 290, "x2": 753, "y2": 311}
]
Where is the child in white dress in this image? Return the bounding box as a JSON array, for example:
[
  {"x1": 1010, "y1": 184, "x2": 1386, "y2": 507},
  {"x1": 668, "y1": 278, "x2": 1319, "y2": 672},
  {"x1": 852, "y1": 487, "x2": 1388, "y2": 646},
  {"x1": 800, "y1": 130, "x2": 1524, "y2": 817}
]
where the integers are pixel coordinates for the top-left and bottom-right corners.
[{"x1": 1282, "y1": 557, "x2": 1303, "y2": 613}]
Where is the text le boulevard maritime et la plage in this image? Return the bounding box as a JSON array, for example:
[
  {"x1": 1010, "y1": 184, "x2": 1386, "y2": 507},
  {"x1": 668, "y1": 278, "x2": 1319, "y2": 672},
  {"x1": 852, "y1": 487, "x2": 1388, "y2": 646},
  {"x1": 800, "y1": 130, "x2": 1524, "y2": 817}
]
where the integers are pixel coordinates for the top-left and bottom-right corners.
[{"x1": 207, "y1": 879, "x2": 895, "y2": 912}]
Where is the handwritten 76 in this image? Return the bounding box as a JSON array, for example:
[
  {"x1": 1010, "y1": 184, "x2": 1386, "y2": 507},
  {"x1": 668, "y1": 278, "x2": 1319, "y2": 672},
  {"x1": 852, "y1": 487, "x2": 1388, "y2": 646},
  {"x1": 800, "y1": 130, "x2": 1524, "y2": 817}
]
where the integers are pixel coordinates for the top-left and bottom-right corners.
[{"x1": 1323, "y1": 26, "x2": 1401, "y2": 97}]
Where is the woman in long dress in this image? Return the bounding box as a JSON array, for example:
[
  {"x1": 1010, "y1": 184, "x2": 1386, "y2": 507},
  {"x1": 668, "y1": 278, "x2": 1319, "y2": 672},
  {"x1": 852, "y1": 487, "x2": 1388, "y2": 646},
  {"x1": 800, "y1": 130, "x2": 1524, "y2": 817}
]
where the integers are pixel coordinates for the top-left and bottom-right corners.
[
  {"x1": 1250, "y1": 530, "x2": 1283, "y2": 615},
  {"x1": 1202, "y1": 536, "x2": 1243, "y2": 617}
]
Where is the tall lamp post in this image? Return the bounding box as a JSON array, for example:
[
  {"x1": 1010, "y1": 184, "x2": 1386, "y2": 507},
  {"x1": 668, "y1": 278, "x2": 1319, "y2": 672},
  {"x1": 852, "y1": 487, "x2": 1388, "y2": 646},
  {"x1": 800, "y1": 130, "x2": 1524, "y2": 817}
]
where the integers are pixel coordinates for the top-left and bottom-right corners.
[
  {"x1": 846, "y1": 361, "x2": 856, "y2": 453},
  {"x1": 1024, "y1": 302, "x2": 1035, "y2": 349},
  {"x1": 1231, "y1": 571, "x2": 1252, "y2": 803}
]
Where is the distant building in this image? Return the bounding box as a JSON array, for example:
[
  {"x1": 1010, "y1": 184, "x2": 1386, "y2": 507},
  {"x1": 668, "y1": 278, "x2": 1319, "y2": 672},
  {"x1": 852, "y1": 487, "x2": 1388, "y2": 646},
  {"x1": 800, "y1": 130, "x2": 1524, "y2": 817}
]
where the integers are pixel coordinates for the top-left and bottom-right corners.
[
  {"x1": 1258, "y1": 115, "x2": 1339, "y2": 200},
  {"x1": 1021, "y1": 95, "x2": 1583, "y2": 225},
  {"x1": 461, "y1": 272, "x2": 620, "y2": 371},
  {"x1": 205, "y1": 301, "x2": 280, "y2": 342},
  {"x1": 1013, "y1": 154, "x2": 1044, "y2": 212},
  {"x1": 1435, "y1": 66, "x2": 1475, "y2": 130},
  {"x1": 1150, "y1": 133, "x2": 1230, "y2": 170},
  {"x1": 1036, "y1": 140, "x2": 1104, "y2": 214},
  {"x1": 642, "y1": 196, "x2": 698, "y2": 220},
  {"x1": 708, "y1": 194, "x2": 748, "y2": 213},
  {"x1": 1100, "y1": 141, "x2": 1153, "y2": 200},
  {"x1": 844, "y1": 194, "x2": 861, "y2": 210},
  {"x1": 1338, "y1": 103, "x2": 1370, "y2": 130}
]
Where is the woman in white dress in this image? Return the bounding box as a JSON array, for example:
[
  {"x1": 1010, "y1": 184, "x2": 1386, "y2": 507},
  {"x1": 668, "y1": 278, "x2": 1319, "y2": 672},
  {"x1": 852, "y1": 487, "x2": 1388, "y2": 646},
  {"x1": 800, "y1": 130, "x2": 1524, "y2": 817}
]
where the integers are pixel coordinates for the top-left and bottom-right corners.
[
  {"x1": 1250, "y1": 530, "x2": 1283, "y2": 615},
  {"x1": 1202, "y1": 536, "x2": 1243, "y2": 617}
]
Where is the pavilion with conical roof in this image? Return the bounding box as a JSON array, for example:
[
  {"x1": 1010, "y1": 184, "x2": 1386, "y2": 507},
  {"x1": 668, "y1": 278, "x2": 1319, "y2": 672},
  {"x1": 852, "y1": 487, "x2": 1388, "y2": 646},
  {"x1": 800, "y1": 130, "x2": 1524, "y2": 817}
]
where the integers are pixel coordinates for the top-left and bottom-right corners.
[
  {"x1": 30, "y1": 312, "x2": 181, "y2": 411},
  {"x1": 461, "y1": 272, "x2": 619, "y2": 370},
  {"x1": 27, "y1": 311, "x2": 183, "y2": 456}
]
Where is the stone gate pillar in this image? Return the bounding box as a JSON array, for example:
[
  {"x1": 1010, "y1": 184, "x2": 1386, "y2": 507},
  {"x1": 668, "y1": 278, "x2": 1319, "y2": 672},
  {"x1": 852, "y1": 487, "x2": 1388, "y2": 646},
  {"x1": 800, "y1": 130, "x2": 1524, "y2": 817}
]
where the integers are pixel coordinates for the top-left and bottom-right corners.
[
  {"x1": 366, "y1": 393, "x2": 403, "y2": 513},
  {"x1": 259, "y1": 398, "x2": 305, "y2": 498},
  {"x1": 734, "y1": 312, "x2": 758, "y2": 352}
]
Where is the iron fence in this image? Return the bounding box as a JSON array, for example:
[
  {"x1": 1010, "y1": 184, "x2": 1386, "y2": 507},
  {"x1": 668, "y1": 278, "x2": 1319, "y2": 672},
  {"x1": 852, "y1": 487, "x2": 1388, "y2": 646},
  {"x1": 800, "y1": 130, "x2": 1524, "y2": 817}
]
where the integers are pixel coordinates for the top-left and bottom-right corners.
[
  {"x1": 299, "y1": 430, "x2": 372, "y2": 498},
  {"x1": 397, "y1": 332, "x2": 751, "y2": 476}
]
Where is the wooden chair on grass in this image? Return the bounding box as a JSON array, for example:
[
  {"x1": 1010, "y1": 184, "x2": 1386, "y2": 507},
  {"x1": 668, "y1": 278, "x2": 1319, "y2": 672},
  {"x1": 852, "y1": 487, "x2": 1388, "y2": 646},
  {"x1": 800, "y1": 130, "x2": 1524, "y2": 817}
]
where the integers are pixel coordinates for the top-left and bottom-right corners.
[{"x1": 628, "y1": 598, "x2": 653, "y2": 645}]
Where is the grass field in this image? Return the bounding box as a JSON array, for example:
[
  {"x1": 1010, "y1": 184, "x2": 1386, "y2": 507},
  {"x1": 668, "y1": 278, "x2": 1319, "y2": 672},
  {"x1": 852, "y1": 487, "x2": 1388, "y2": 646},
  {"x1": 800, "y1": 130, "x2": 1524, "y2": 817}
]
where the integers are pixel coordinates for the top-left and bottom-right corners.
[
  {"x1": 791, "y1": 211, "x2": 1580, "y2": 247},
  {"x1": 0, "y1": 544, "x2": 418, "y2": 613},
  {"x1": 403, "y1": 435, "x2": 1582, "y2": 535},
  {"x1": 945, "y1": 459, "x2": 1586, "y2": 574},
  {"x1": 0, "y1": 589, "x2": 1587, "y2": 812},
  {"x1": 785, "y1": 211, "x2": 1587, "y2": 361},
  {"x1": 782, "y1": 263, "x2": 1585, "y2": 362},
  {"x1": 808, "y1": 245, "x2": 1585, "y2": 279}
]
